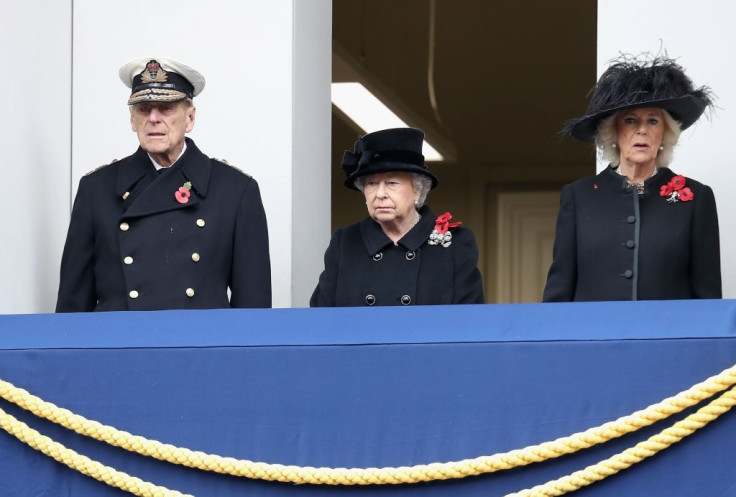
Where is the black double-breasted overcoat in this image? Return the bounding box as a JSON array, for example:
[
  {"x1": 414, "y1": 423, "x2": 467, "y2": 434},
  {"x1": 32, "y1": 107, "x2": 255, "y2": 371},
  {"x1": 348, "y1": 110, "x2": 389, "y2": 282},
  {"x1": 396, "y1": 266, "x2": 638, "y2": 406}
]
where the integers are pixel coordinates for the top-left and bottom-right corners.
[
  {"x1": 310, "y1": 206, "x2": 485, "y2": 307},
  {"x1": 56, "y1": 138, "x2": 271, "y2": 311},
  {"x1": 543, "y1": 166, "x2": 721, "y2": 301}
]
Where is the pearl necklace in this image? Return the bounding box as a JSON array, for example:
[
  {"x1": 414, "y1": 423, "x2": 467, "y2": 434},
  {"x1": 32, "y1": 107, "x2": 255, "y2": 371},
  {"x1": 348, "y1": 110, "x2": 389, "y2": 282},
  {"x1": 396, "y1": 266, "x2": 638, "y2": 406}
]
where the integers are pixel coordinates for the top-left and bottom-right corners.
[{"x1": 411, "y1": 210, "x2": 421, "y2": 229}]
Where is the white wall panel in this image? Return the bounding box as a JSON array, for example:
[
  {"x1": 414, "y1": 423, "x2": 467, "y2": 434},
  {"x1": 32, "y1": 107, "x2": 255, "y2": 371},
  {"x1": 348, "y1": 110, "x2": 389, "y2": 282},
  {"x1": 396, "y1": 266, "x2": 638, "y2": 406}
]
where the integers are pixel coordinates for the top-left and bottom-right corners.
[
  {"x1": 0, "y1": 2, "x2": 72, "y2": 313},
  {"x1": 598, "y1": 1, "x2": 736, "y2": 297},
  {"x1": 292, "y1": 1, "x2": 332, "y2": 306}
]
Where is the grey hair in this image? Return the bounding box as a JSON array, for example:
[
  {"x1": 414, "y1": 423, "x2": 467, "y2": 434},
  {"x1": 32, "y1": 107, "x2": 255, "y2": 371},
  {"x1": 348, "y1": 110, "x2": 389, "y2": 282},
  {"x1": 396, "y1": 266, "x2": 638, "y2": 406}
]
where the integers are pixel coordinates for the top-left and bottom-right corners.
[
  {"x1": 411, "y1": 173, "x2": 432, "y2": 207},
  {"x1": 595, "y1": 109, "x2": 682, "y2": 168},
  {"x1": 353, "y1": 172, "x2": 432, "y2": 207}
]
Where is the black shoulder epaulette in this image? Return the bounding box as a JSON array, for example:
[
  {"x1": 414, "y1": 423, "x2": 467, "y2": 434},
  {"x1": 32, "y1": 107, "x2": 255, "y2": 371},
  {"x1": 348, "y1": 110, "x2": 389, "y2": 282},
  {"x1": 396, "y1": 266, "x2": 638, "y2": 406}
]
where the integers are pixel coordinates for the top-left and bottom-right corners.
[
  {"x1": 85, "y1": 158, "x2": 119, "y2": 176},
  {"x1": 212, "y1": 157, "x2": 252, "y2": 178}
]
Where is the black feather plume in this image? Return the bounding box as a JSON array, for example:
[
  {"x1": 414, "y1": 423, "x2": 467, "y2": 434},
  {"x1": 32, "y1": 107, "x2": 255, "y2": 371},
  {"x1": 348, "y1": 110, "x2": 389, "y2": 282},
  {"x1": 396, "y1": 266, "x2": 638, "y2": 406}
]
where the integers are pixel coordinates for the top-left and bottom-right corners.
[{"x1": 563, "y1": 53, "x2": 714, "y2": 142}]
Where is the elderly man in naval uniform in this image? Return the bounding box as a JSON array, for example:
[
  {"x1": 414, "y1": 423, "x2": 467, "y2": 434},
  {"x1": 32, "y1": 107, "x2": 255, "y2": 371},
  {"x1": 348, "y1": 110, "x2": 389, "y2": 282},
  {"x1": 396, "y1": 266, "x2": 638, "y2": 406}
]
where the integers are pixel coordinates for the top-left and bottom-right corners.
[{"x1": 56, "y1": 57, "x2": 271, "y2": 311}]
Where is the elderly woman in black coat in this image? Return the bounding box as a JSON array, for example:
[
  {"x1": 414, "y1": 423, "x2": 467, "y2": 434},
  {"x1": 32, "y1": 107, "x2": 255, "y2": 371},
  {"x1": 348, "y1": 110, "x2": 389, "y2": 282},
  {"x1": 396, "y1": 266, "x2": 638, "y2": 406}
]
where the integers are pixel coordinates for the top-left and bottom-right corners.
[
  {"x1": 310, "y1": 128, "x2": 484, "y2": 307},
  {"x1": 543, "y1": 54, "x2": 721, "y2": 302}
]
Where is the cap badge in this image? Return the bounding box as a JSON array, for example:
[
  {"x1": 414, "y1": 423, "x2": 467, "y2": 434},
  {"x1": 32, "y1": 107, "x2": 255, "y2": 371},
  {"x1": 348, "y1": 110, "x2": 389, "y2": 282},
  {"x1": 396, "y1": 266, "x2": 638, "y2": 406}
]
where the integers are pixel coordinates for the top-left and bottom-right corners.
[{"x1": 140, "y1": 60, "x2": 168, "y2": 84}]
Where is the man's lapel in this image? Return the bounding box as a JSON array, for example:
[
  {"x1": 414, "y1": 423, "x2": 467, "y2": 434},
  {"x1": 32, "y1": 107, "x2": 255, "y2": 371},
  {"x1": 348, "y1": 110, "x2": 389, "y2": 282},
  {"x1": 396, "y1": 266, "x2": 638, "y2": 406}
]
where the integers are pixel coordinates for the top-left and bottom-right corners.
[{"x1": 120, "y1": 139, "x2": 212, "y2": 218}]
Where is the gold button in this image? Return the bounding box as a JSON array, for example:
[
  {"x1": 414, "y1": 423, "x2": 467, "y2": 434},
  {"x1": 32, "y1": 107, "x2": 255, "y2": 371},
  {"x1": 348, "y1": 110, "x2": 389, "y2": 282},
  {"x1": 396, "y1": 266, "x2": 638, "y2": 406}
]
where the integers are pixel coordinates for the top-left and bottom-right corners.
[
  {"x1": 196, "y1": 219, "x2": 205, "y2": 227},
  {"x1": 120, "y1": 222, "x2": 129, "y2": 231},
  {"x1": 122, "y1": 191, "x2": 130, "y2": 200},
  {"x1": 185, "y1": 288, "x2": 195, "y2": 297},
  {"x1": 123, "y1": 256, "x2": 133, "y2": 265},
  {"x1": 129, "y1": 290, "x2": 139, "y2": 299},
  {"x1": 191, "y1": 253, "x2": 200, "y2": 262}
]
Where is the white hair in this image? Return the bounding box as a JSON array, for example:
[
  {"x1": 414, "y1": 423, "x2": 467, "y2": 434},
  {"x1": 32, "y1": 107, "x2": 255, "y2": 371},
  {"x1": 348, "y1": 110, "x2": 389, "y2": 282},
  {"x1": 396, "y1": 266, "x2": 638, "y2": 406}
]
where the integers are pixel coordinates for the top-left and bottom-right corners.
[
  {"x1": 595, "y1": 109, "x2": 682, "y2": 168},
  {"x1": 353, "y1": 172, "x2": 433, "y2": 207},
  {"x1": 411, "y1": 173, "x2": 432, "y2": 207}
]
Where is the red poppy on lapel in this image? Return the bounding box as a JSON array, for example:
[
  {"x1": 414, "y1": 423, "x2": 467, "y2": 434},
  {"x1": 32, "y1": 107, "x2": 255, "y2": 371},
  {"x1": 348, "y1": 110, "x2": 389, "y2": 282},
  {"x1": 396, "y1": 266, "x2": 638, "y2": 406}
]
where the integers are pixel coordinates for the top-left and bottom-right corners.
[
  {"x1": 660, "y1": 175, "x2": 693, "y2": 203},
  {"x1": 434, "y1": 212, "x2": 462, "y2": 235},
  {"x1": 429, "y1": 212, "x2": 462, "y2": 247},
  {"x1": 175, "y1": 181, "x2": 192, "y2": 204}
]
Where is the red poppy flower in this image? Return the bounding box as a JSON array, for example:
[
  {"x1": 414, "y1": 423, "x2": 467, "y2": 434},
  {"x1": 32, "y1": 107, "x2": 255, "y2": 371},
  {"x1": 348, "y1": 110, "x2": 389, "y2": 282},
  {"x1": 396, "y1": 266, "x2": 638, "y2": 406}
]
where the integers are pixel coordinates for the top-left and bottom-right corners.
[
  {"x1": 660, "y1": 183, "x2": 673, "y2": 197},
  {"x1": 175, "y1": 189, "x2": 190, "y2": 204},
  {"x1": 175, "y1": 182, "x2": 192, "y2": 204},
  {"x1": 434, "y1": 212, "x2": 462, "y2": 235},
  {"x1": 678, "y1": 187, "x2": 694, "y2": 202},
  {"x1": 669, "y1": 175, "x2": 686, "y2": 191},
  {"x1": 436, "y1": 212, "x2": 452, "y2": 224}
]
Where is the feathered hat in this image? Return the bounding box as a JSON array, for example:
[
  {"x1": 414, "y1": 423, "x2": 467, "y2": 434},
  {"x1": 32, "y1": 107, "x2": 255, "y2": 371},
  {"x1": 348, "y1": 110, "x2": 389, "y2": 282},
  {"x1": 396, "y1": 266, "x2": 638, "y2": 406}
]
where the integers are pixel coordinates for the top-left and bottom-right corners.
[
  {"x1": 564, "y1": 54, "x2": 714, "y2": 142},
  {"x1": 341, "y1": 128, "x2": 438, "y2": 190}
]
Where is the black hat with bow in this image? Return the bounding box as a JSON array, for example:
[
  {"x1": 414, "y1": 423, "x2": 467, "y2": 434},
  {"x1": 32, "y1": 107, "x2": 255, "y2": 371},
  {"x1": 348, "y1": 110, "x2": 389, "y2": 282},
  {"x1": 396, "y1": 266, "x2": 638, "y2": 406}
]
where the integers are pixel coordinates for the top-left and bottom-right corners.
[
  {"x1": 564, "y1": 54, "x2": 714, "y2": 142},
  {"x1": 341, "y1": 128, "x2": 438, "y2": 190}
]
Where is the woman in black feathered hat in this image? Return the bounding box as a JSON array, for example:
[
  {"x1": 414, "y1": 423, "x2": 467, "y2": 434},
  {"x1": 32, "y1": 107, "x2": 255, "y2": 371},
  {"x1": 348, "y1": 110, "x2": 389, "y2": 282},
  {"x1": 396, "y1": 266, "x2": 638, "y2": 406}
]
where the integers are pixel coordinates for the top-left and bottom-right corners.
[
  {"x1": 543, "y1": 53, "x2": 721, "y2": 302},
  {"x1": 310, "y1": 127, "x2": 484, "y2": 307}
]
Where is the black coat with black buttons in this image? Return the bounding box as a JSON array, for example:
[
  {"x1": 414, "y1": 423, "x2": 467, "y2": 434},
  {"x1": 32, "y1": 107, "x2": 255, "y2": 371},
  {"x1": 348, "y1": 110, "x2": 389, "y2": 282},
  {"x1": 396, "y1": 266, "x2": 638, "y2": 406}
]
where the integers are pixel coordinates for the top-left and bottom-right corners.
[
  {"x1": 543, "y1": 166, "x2": 721, "y2": 302},
  {"x1": 56, "y1": 138, "x2": 272, "y2": 312},
  {"x1": 309, "y1": 206, "x2": 485, "y2": 307}
]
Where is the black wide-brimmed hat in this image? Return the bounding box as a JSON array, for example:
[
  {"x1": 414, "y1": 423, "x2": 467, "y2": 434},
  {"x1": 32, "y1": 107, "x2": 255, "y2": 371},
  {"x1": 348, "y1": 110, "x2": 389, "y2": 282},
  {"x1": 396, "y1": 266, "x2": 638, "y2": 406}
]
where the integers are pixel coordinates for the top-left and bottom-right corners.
[
  {"x1": 564, "y1": 54, "x2": 714, "y2": 142},
  {"x1": 341, "y1": 128, "x2": 438, "y2": 190},
  {"x1": 119, "y1": 57, "x2": 205, "y2": 105}
]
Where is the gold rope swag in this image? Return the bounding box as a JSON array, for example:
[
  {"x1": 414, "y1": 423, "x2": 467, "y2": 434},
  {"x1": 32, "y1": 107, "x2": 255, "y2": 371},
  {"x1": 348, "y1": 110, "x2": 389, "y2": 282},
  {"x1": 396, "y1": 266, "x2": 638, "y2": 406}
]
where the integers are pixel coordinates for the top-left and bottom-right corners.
[{"x1": 1, "y1": 362, "x2": 735, "y2": 496}]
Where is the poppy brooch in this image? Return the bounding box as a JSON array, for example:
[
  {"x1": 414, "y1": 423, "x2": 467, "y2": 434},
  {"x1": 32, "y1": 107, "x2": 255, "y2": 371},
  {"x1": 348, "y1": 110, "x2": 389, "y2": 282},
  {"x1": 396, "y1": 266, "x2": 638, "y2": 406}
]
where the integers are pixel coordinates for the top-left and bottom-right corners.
[
  {"x1": 428, "y1": 212, "x2": 462, "y2": 248},
  {"x1": 175, "y1": 181, "x2": 192, "y2": 204},
  {"x1": 659, "y1": 175, "x2": 693, "y2": 203}
]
